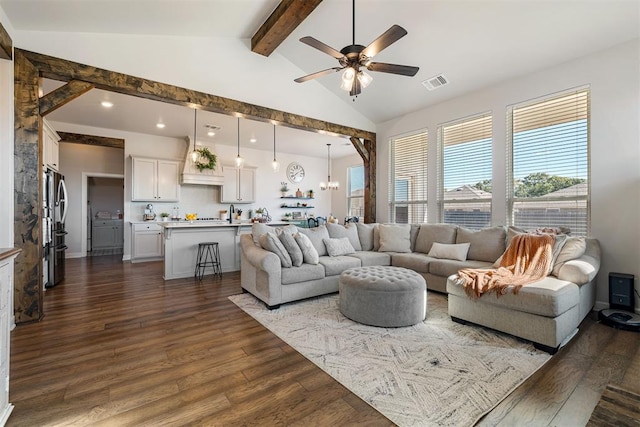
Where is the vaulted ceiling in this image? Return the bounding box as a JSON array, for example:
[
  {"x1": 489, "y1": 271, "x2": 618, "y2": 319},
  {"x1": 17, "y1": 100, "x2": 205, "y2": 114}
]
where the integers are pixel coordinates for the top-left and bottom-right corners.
[{"x1": 1, "y1": 0, "x2": 638, "y2": 156}]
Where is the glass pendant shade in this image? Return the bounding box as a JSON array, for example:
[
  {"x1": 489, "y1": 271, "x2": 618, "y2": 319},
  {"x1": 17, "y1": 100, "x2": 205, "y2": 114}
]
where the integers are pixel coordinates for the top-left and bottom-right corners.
[
  {"x1": 272, "y1": 125, "x2": 280, "y2": 172},
  {"x1": 357, "y1": 70, "x2": 373, "y2": 88},
  {"x1": 190, "y1": 109, "x2": 199, "y2": 163},
  {"x1": 341, "y1": 67, "x2": 356, "y2": 91},
  {"x1": 235, "y1": 117, "x2": 244, "y2": 169}
]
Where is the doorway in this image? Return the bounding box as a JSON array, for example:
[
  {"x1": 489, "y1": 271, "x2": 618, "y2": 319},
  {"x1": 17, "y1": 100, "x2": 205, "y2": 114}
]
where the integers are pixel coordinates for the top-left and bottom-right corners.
[{"x1": 82, "y1": 173, "x2": 124, "y2": 257}]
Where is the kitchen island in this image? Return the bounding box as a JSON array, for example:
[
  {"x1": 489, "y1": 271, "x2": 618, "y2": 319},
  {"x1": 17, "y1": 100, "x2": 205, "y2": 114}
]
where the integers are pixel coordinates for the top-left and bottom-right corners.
[{"x1": 159, "y1": 221, "x2": 286, "y2": 280}]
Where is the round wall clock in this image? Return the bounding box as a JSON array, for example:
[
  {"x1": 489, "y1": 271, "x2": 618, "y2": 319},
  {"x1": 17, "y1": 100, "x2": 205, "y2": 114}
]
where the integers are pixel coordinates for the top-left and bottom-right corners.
[{"x1": 287, "y1": 162, "x2": 305, "y2": 183}]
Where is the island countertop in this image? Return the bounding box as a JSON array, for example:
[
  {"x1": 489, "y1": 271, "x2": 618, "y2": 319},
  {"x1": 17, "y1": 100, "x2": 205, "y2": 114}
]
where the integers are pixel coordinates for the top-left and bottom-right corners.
[{"x1": 158, "y1": 220, "x2": 288, "y2": 229}]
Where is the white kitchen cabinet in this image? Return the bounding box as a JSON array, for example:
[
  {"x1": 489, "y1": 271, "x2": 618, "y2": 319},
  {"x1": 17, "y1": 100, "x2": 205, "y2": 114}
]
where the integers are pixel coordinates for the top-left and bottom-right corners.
[
  {"x1": 131, "y1": 157, "x2": 180, "y2": 202},
  {"x1": 91, "y1": 220, "x2": 124, "y2": 250},
  {"x1": 43, "y1": 118, "x2": 60, "y2": 172},
  {"x1": 132, "y1": 223, "x2": 163, "y2": 262},
  {"x1": 221, "y1": 165, "x2": 256, "y2": 204},
  {"x1": 0, "y1": 250, "x2": 18, "y2": 425}
]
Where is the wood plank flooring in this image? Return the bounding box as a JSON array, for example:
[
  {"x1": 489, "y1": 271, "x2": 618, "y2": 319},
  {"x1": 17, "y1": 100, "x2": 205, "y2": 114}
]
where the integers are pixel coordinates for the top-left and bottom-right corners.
[{"x1": 7, "y1": 256, "x2": 640, "y2": 426}]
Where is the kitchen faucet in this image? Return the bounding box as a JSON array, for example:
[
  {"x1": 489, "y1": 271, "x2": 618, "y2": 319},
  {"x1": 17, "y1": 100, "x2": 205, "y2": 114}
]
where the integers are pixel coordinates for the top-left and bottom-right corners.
[{"x1": 229, "y1": 204, "x2": 235, "y2": 223}]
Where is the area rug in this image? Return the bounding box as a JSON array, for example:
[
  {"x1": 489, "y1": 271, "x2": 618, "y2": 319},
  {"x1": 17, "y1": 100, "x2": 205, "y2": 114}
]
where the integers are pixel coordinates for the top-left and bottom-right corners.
[{"x1": 229, "y1": 292, "x2": 551, "y2": 426}]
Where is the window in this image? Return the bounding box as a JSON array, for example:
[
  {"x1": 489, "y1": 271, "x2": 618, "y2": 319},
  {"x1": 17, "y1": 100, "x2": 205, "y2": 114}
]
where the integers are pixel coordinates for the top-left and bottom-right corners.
[
  {"x1": 389, "y1": 131, "x2": 428, "y2": 223},
  {"x1": 347, "y1": 165, "x2": 364, "y2": 219},
  {"x1": 438, "y1": 113, "x2": 493, "y2": 229},
  {"x1": 507, "y1": 88, "x2": 589, "y2": 235}
]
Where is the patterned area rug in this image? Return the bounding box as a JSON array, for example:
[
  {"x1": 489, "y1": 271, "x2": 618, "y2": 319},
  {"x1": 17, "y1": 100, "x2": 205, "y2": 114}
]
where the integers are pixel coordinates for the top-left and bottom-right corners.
[{"x1": 229, "y1": 292, "x2": 551, "y2": 427}]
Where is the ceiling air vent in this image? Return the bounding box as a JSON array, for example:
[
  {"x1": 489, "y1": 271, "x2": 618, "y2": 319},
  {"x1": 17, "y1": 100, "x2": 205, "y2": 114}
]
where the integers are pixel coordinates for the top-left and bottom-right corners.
[{"x1": 422, "y1": 74, "x2": 449, "y2": 91}]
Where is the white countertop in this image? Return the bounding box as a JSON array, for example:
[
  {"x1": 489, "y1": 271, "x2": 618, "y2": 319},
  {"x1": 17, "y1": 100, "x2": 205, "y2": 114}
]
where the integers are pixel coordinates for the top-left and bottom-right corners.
[{"x1": 158, "y1": 220, "x2": 288, "y2": 229}]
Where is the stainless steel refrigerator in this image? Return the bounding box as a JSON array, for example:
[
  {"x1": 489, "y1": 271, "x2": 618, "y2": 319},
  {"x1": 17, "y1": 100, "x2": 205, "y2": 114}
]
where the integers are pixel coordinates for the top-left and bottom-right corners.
[{"x1": 43, "y1": 168, "x2": 68, "y2": 288}]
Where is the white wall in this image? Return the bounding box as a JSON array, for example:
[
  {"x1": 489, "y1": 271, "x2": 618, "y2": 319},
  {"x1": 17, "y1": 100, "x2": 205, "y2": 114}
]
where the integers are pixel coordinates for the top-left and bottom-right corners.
[
  {"x1": 376, "y1": 39, "x2": 640, "y2": 310},
  {"x1": 12, "y1": 31, "x2": 375, "y2": 133},
  {"x1": 58, "y1": 141, "x2": 125, "y2": 257},
  {"x1": 0, "y1": 9, "x2": 14, "y2": 248},
  {"x1": 53, "y1": 121, "x2": 337, "y2": 260}
]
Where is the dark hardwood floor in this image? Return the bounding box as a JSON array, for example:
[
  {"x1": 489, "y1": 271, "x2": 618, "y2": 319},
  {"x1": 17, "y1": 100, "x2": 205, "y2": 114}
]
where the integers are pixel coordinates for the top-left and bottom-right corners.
[{"x1": 7, "y1": 256, "x2": 640, "y2": 426}]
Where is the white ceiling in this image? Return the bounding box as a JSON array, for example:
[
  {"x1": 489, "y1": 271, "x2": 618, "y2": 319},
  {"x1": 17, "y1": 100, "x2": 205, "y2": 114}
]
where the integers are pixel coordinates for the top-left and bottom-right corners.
[{"x1": 3, "y1": 0, "x2": 639, "y2": 157}]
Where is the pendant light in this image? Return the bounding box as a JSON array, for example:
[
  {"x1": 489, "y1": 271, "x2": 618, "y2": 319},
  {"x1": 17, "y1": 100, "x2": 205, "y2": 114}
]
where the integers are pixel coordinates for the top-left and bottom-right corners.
[
  {"x1": 320, "y1": 143, "x2": 339, "y2": 190},
  {"x1": 235, "y1": 117, "x2": 244, "y2": 169},
  {"x1": 271, "y1": 124, "x2": 280, "y2": 172},
  {"x1": 190, "y1": 109, "x2": 199, "y2": 162}
]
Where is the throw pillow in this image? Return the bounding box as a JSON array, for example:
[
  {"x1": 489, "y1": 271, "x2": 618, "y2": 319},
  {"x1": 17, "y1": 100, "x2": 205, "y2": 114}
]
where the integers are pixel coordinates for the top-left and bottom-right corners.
[
  {"x1": 297, "y1": 225, "x2": 330, "y2": 257},
  {"x1": 326, "y1": 222, "x2": 362, "y2": 251},
  {"x1": 259, "y1": 233, "x2": 292, "y2": 268},
  {"x1": 493, "y1": 227, "x2": 568, "y2": 273},
  {"x1": 427, "y1": 242, "x2": 470, "y2": 261},
  {"x1": 378, "y1": 224, "x2": 411, "y2": 253},
  {"x1": 355, "y1": 223, "x2": 376, "y2": 251},
  {"x1": 414, "y1": 224, "x2": 458, "y2": 254},
  {"x1": 252, "y1": 223, "x2": 297, "y2": 245},
  {"x1": 278, "y1": 232, "x2": 303, "y2": 267},
  {"x1": 323, "y1": 237, "x2": 356, "y2": 257},
  {"x1": 456, "y1": 226, "x2": 506, "y2": 262},
  {"x1": 294, "y1": 232, "x2": 319, "y2": 265},
  {"x1": 552, "y1": 237, "x2": 586, "y2": 277}
]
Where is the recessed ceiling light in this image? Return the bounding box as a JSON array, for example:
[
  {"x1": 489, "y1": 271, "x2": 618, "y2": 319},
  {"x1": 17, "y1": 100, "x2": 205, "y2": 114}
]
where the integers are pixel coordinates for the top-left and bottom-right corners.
[
  {"x1": 207, "y1": 130, "x2": 215, "y2": 137},
  {"x1": 204, "y1": 124, "x2": 220, "y2": 137},
  {"x1": 101, "y1": 101, "x2": 114, "y2": 108},
  {"x1": 156, "y1": 123, "x2": 166, "y2": 129},
  {"x1": 249, "y1": 138, "x2": 257, "y2": 143}
]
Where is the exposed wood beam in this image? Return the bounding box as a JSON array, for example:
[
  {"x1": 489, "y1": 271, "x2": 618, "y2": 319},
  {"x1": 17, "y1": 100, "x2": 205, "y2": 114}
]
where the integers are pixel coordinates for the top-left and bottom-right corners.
[
  {"x1": 14, "y1": 51, "x2": 43, "y2": 323},
  {"x1": 0, "y1": 20, "x2": 12, "y2": 60},
  {"x1": 39, "y1": 80, "x2": 95, "y2": 116},
  {"x1": 350, "y1": 136, "x2": 368, "y2": 162},
  {"x1": 19, "y1": 49, "x2": 375, "y2": 141},
  {"x1": 58, "y1": 132, "x2": 124, "y2": 150},
  {"x1": 363, "y1": 139, "x2": 376, "y2": 223},
  {"x1": 251, "y1": 0, "x2": 322, "y2": 57}
]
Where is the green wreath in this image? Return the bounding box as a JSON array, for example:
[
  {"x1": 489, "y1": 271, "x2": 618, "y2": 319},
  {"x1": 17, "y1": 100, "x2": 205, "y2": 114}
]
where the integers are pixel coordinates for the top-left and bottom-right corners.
[{"x1": 194, "y1": 147, "x2": 217, "y2": 172}]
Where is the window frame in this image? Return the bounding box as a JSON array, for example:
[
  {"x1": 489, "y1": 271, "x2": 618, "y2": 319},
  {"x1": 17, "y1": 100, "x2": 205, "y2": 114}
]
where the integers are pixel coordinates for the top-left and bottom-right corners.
[{"x1": 346, "y1": 164, "x2": 364, "y2": 220}]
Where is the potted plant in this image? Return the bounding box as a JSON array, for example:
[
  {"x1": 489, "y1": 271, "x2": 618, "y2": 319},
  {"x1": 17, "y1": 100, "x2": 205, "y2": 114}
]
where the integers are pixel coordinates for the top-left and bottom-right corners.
[
  {"x1": 160, "y1": 212, "x2": 170, "y2": 222},
  {"x1": 280, "y1": 182, "x2": 289, "y2": 197},
  {"x1": 255, "y1": 207, "x2": 264, "y2": 218}
]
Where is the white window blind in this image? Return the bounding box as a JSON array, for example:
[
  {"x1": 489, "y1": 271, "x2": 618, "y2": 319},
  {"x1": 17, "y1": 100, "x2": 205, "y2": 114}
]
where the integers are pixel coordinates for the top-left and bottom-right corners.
[
  {"x1": 507, "y1": 88, "x2": 590, "y2": 236},
  {"x1": 389, "y1": 131, "x2": 428, "y2": 224},
  {"x1": 438, "y1": 113, "x2": 493, "y2": 229},
  {"x1": 347, "y1": 165, "x2": 364, "y2": 219}
]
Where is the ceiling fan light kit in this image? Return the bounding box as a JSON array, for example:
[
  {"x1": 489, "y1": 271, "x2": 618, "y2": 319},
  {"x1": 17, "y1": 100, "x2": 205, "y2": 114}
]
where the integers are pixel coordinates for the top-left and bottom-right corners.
[{"x1": 295, "y1": 0, "x2": 419, "y2": 97}]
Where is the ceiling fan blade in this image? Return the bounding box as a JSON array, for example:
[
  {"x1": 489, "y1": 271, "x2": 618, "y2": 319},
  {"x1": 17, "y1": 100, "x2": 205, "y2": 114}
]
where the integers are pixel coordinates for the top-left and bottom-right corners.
[
  {"x1": 294, "y1": 67, "x2": 343, "y2": 83},
  {"x1": 300, "y1": 36, "x2": 344, "y2": 59},
  {"x1": 367, "y1": 62, "x2": 419, "y2": 77},
  {"x1": 361, "y1": 25, "x2": 408, "y2": 58}
]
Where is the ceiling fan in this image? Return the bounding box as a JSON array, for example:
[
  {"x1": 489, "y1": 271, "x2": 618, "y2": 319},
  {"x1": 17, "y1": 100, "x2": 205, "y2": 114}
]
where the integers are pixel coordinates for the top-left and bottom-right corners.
[{"x1": 294, "y1": 0, "x2": 419, "y2": 97}]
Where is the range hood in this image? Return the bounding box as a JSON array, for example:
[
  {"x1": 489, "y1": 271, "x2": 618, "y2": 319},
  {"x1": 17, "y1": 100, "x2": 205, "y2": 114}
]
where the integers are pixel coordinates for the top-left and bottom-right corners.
[{"x1": 181, "y1": 137, "x2": 225, "y2": 186}]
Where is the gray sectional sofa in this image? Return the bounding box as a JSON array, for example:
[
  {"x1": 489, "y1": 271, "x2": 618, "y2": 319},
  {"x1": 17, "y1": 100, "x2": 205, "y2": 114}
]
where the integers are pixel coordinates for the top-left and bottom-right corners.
[{"x1": 240, "y1": 222, "x2": 600, "y2": 352}]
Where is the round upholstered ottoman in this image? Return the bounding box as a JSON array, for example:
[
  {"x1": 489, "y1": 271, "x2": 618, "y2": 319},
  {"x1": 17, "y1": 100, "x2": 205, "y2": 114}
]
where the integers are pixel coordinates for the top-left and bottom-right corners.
[{"x1": 339, "y1": 266, "x2": 427, "y2": 327}]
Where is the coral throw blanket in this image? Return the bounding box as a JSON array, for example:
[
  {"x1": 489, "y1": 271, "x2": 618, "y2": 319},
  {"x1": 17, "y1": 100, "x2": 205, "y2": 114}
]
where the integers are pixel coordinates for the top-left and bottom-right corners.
[{"x1": 457, "y1": 233, "x2": 555, "y2": 298}]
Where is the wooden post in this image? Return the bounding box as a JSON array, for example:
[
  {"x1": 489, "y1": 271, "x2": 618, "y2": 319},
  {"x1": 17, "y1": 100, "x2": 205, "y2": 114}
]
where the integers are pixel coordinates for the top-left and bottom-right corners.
[{"x1": 14, "y1": 50, "x2": 43, "y2": 323}]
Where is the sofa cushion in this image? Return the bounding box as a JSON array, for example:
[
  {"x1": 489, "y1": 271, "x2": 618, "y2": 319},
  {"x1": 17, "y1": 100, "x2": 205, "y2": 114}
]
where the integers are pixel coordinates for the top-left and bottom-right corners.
[
  {"x1": 259, "y1": 233, "x2": 292, "y2": 268},
  {"x1": 410, "y1": 224, "x2": 420, "y2": 252},
  {"x1": 391, "y1": 252, "x2": 433, "y2": 273},
  {"x1": 297, "y1": 225, "x2": 330, "y2": 256},
  {"x1": 428, "y1": 242, "x2": 470, "y2": 261},
  {"x1": 552, "y1": 237, "x2": 586, "y2": 277},
  {"x1": 456, "y1": 226, "x2": 506, "y2": 262},
  {"x1": 294, "y1": 232, "x2": 319, "y2": 265},
  {"x1": 429, "y1": 259, "x2": 493, "y2": 278},
  {"x1": 327, "y1": 223, "x2": 362, "y2": 251},
  {"x1": 414, "y1": 224, "x2": 458, "y2": 254},
  {"x1": 279, "y1": 232, "x2": 303, "y2": 267},
  {"x1": 319, "y1": 255, "x2": 361, "y2": 277},
  {"x1": 252, "y1": 223, "x2": 297, "y2": 245},
  {"x1": 356, "y1": 223, "x2": 376, "y2": 251},
  {"x1": 378, "y1": 224, "x2": 411, "y2": 253},
  {"x1": 347, "y1": 251, "x2": 391, "y2": 267},
  {"x1": 281, "y1": 263, "x2": 325, "y2": 285},
  {"x1": 447, "y1": 275, "x2": 579, "y2": 317},
  {"x1": 324, "y1": 237, "x2": 356, "y2": 257}
]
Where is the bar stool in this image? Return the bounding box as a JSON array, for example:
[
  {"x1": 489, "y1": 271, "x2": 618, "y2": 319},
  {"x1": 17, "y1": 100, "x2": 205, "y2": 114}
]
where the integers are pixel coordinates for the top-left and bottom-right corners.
[{"x1": 194, "y1": 242, "x2": 222, "y2": 280}]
